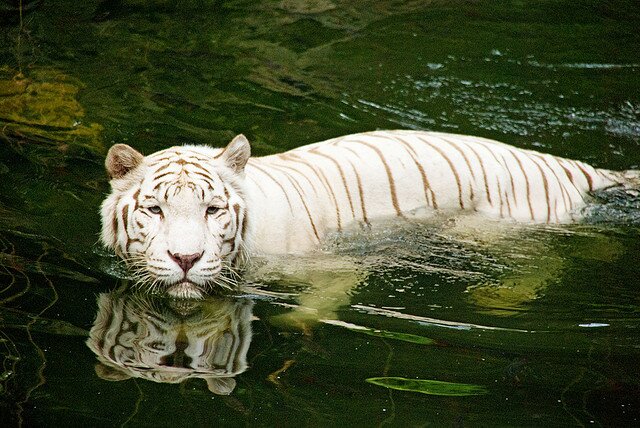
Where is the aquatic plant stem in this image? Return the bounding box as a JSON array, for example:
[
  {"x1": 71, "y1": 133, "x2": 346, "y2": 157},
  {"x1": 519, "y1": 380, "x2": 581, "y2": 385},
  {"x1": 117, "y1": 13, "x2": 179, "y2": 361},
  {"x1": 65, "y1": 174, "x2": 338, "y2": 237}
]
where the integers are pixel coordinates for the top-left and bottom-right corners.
[
  {"x1": 17, "y1": 244, "x2": 59, "y2": 427},
  {"x1": 17, "y1": 0, "x2": 24, "y2": 74},
  {"x1": 379, "y1": 340, "x2": 397, "y2": 427}
]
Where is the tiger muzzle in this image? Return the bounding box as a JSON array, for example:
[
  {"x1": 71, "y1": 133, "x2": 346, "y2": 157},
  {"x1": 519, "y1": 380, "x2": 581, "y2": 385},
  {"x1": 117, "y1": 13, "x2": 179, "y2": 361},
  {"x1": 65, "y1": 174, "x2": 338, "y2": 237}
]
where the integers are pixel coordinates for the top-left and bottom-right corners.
[{"x1": 168, "y1": 251, "x2": 203, "y2": 273}]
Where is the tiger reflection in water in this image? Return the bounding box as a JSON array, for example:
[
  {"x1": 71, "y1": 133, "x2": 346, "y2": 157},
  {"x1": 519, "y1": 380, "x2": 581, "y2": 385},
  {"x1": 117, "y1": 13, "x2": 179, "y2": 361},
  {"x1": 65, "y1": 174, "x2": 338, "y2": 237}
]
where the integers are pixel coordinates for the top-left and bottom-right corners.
[{"x1": 86, "y1": 288, "x2": 253, "y2": 395}]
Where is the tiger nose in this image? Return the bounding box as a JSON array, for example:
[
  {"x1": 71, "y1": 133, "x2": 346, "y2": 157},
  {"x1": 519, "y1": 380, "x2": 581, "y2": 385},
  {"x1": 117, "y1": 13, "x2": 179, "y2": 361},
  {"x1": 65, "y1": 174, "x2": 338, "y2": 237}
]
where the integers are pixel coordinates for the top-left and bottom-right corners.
[{"x1": 168, "y1": 251, "x2": 203, "y2": 273}]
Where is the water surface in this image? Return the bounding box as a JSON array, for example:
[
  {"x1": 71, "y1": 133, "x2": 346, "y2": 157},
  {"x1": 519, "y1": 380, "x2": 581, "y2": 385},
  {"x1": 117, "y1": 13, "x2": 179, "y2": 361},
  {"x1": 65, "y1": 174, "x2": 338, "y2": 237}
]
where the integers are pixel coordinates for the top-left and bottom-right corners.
[{"x1": 1, "y1": 0, "x2": 639, "y2": 426}]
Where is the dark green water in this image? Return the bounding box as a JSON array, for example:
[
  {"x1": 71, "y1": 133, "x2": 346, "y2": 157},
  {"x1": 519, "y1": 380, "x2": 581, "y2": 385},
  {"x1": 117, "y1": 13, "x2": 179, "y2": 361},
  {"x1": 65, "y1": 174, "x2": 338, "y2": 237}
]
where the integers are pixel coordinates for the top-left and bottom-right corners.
[{"x1": 1, "y1": 0, "x2": 640, "y2": 426}]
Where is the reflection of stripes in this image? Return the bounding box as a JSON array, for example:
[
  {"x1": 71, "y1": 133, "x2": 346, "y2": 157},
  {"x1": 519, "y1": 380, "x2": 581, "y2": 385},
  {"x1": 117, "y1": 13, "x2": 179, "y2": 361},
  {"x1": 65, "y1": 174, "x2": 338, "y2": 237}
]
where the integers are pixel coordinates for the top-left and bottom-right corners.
[
  {"x1": 246, "y1": 130, "x2": 624, "y2": 243},
  {"x1": 87, "y1": 294, "x2": 253, "y2": 384}
]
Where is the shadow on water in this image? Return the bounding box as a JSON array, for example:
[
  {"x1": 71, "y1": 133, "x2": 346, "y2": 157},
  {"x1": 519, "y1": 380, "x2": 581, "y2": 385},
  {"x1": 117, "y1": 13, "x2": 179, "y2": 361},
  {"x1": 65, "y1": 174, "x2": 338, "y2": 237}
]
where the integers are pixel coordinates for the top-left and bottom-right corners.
[{"x1": 0, "y1": 0, "x2": 640, "y2": 426}]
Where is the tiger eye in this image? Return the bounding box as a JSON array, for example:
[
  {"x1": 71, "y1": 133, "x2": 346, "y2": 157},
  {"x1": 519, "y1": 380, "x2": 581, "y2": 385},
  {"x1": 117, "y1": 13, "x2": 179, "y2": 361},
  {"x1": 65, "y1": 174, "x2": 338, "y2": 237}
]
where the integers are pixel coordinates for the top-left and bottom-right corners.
[
  {"x1": 206, "y1": 206, "x2": 220, "y2": 215},
  {"x1": 149, "y1": 206, "x2": 162, "y2": 215}
]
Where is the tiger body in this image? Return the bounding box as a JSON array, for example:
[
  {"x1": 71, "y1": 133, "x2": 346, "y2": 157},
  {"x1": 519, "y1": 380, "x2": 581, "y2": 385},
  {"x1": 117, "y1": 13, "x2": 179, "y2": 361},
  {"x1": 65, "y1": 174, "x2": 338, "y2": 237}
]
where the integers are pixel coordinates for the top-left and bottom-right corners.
[
  {"x1": 101, "y1": 130, "x2": 630, "y2": 298},
  {"x1": 244, "y1": 130, "x2": 619, "y2": 253}
]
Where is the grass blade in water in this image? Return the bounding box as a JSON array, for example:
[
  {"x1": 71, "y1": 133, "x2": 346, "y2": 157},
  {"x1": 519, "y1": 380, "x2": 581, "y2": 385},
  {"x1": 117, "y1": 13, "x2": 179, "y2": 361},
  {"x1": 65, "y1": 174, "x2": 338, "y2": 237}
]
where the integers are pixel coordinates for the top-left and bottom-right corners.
[
  {"x1": 322, "y1": 319, "x2": 435, "y2": 345},
  {"x1": 366, "y1": 377, "x2": 488, "y2": 396},
  {"x1": 359, "y1": 329, "x2": 435, "y2": 344}
]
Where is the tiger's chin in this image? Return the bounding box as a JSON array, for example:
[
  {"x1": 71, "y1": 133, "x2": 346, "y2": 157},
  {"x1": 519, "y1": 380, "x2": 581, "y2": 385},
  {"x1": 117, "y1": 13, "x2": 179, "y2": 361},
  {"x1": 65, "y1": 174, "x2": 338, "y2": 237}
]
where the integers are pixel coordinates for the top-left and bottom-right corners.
[{"x1": 166, "y1": 281, "x2": 206, "y2": 300}]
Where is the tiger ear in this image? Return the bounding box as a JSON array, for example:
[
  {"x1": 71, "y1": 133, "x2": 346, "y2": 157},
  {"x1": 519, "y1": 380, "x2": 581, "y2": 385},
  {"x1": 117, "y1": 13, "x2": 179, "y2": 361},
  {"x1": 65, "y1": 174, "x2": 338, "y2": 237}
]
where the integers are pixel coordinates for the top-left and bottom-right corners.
[
  {"x1": 206, "y1": 377, "x2": 236, "y2": 395},
  {"x1": 106, "y1": 144, "x2": 144, "y2": 179},
  {"x1": 221, "y1": 134, "x2": 251, "y2": 173},
  {"x1": 94, "y1": 362, "x2": 132, "y2": 382}
]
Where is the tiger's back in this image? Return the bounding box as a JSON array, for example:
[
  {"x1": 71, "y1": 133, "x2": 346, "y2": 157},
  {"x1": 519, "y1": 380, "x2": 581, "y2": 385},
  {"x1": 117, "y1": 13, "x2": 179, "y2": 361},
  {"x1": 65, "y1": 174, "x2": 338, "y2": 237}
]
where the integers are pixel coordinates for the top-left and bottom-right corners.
[{"x1": 245, "y1": 130, "x2": 622, "y2": 253}]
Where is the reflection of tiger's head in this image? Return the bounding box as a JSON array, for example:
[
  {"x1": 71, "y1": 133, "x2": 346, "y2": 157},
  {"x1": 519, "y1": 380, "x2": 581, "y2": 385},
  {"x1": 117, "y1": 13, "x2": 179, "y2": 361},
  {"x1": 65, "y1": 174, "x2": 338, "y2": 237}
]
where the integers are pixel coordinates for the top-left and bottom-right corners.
[
  {"x1": 100, "y1": 135, "x2": 251, "y2": 298},
  {"x1": 86, "y1": 291, "x2": 253, "y2": 395}
]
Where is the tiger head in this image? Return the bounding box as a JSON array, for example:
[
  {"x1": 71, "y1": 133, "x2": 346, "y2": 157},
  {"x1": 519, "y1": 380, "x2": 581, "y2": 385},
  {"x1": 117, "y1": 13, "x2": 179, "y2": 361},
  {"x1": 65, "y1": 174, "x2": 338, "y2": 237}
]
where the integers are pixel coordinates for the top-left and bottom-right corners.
[{"x1": 100, "y1": 135, "x2": 251, "y2": 298}]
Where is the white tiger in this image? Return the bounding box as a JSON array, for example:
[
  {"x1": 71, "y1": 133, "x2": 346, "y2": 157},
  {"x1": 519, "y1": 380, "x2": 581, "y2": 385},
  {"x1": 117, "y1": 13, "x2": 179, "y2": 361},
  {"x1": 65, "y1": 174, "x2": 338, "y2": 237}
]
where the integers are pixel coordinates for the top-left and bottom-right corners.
[{"x1": 101, "y1": 130, "x2": 638, "y2": 298}]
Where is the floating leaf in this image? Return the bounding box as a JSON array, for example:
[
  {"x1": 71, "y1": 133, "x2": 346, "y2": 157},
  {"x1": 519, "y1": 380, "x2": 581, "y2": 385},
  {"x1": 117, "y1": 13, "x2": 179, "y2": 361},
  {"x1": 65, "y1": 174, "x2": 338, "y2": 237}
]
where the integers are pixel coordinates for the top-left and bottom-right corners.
[{"x1": 366, "y1": 377, "x2": 488, "y2": 396}]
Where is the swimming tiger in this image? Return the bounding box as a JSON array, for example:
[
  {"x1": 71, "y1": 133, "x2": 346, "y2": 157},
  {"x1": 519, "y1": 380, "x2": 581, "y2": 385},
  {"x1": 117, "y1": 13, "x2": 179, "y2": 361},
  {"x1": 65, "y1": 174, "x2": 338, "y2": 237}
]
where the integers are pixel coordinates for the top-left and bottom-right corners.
[
  {"x1": 100, "y1": 130, "x2": 639, "y2": 298},
  {"x1": 86, "y1": 291, "x2": 253, "y2": 395}
]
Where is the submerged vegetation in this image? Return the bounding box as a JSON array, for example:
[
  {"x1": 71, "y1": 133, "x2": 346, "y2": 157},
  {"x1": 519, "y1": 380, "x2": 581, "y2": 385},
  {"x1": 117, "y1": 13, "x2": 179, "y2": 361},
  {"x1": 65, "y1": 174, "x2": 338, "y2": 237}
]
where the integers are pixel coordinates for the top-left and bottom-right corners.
[{"x1": 0, "y1": 67, "x2": 103, "y2": 154}]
